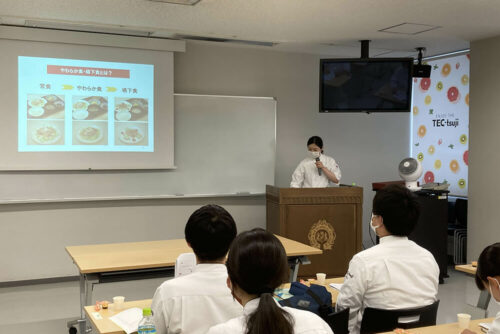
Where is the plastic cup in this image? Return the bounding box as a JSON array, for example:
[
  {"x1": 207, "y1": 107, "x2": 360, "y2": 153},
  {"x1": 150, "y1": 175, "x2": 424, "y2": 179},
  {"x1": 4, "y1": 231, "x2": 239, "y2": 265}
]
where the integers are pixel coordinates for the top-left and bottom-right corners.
[
  {"x1": 113, "y1": 296, "x2": 125, "y2": 310},
  {"x1": 316, "y1": 273, "x2": 326, "y2": 285},
  {"x1": 457, "y1": 313, "x2": 471, "y2": 330}
]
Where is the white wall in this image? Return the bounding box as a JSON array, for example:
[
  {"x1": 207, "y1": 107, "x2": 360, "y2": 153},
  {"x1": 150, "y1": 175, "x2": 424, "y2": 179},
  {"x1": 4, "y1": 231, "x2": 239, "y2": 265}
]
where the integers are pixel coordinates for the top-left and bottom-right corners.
[
  {"x1": 468, "y1": 36, "x2": 500, "y2": 261},
  {"x1": 0, "y1": 41, "x2": 409, "y2": 282}
]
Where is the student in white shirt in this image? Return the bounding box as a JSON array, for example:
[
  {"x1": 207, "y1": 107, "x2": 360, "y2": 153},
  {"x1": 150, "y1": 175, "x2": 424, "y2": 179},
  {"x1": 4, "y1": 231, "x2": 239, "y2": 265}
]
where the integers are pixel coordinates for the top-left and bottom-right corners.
[
  {"x1": 290, "y1": 136, "x2": 341, "y2": 188},
  {"x1": 151, "y1": 205, "x2": 242, "y2": 334},
  {"x1": 462, "y1": 242, "x2": 500, "y2": 334},
  {"x1": 207, "y1": 228, "x2": 333, "y2": 334},
  {"x1": 336, "y1": 185, "x2": 439, "y2": 334}
]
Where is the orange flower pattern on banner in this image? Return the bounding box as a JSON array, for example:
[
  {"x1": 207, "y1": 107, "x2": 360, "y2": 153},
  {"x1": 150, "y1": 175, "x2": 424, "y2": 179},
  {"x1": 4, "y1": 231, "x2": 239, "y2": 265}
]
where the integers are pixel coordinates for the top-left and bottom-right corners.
[
  {"x1": 450, "y1": 160, "x2": 460, "y2": 173},
  {"x1": 412, "y1": 54, "x2": 469, "y2": 196},
  {"x1": 442, "y1": 63, "x2": 451, "y2": 77},
  {"x1": 418, "y1": 125, "x2": 427, "y2": 138}
]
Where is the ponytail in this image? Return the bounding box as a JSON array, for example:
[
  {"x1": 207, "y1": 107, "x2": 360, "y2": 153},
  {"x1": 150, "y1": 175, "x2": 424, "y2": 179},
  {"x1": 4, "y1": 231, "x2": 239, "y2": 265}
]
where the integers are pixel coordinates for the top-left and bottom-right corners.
[
  {"x1": 227, "y1": 229, "x2": 293, "y2": 334},
  {"x1": 246, "y1": 293, "x2": 294, "y2": 334}
]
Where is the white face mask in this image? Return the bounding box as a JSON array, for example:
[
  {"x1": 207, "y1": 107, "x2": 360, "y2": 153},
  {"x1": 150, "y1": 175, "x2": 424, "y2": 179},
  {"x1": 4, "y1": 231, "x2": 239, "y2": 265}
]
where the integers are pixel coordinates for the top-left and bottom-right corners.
[
  {"x1": 309, "y1": 151, "x2": 321, "y2": 159},
  {"x1": 370, "y1": 214, "x2": 380, "y2": 234},
  {"x1": 490, "y1": 278, "x2": 500, "y2": 305}
]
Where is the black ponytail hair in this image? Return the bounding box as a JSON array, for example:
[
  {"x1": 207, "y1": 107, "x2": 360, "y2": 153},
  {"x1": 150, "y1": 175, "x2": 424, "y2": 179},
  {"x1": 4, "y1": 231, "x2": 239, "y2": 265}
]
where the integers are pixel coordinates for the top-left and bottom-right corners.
[
  {"x1": 227, "y1": 228, "x2": 294, "y2": 334},
  {"x1": 307, "y1": 136, "x2": 324, "y2": 153},
  {"x1": 475, "y1": 242, "x2": 500, "y2": 290}
]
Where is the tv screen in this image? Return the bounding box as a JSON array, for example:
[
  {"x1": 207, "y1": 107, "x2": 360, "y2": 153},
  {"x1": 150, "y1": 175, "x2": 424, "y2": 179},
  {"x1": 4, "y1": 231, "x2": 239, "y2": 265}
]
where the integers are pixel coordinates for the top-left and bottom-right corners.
[{"x1": 320, "y1": 58, "x2": 413, "y2": 112}]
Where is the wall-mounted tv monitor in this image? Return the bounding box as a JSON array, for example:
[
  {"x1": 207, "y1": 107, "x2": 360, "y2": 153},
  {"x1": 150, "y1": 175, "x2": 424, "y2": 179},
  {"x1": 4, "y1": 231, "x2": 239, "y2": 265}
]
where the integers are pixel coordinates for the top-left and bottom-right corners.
[{"x1": 320, "y1": 58, "x2": 413, "y2": 112}]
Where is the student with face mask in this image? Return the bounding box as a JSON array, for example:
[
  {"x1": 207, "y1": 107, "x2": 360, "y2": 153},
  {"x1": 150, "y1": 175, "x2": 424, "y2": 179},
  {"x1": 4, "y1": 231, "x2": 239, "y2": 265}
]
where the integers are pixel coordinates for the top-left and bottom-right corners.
[
  {"x1": 336, "y1": 185, "x2": 439, "y2": 334},
  {"x1": 290, "y1": 136, "x2": 341, "y2": 188},
  {"x1": 462, "y1": 242, "x2": 500, "y2": 334}
]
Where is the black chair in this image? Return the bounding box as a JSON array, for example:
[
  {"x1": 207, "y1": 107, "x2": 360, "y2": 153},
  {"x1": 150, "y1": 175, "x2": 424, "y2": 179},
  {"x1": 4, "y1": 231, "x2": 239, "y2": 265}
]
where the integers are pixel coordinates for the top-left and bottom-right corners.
[
  {"x1": 455, "y1": 198, "x2": 468, "y2": 227},
  {"x1": 325, "y1": 308, "x2": 350, "y2": 334},
  {"x1": 360, "y1": 300, "x2": 440, "y2": 334}
]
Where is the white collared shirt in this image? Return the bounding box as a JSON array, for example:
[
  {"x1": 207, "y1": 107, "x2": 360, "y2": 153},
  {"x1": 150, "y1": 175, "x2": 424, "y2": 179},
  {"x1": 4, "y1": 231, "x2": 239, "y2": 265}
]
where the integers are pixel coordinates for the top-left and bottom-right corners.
[
  {"x1": 206, "y1": 297, "x2": 333, "y2": 334},
  {"x1": 336, "y1": 236, "x2": 439, "y2": 334},
  {"x1": 489, "y1": 311, "x2": 500, "y2": 334},
  {"x1": 290, "y1": 154, "x2": 341, "y2": 188},
  {"x1": 151, "y1": 263, "x2": 242, "y2": 334}
]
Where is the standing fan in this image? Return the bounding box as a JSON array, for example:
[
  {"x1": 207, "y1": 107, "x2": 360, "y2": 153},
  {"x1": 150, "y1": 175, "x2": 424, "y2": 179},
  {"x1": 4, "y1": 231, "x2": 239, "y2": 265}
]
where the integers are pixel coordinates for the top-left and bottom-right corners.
[{"x1": 398, "y1": 157, "x2": 423, "y2": 191}]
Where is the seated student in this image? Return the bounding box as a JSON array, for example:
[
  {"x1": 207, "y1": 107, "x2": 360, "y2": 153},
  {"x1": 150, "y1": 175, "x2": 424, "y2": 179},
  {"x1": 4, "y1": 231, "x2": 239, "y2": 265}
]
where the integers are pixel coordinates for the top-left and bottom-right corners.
[
  {"x1": 151, "y1": 204, "x2": 242, "y2": 334},
  {"x1": 462, "y1": 242, "x2": 500, "y2": 334},
  {"x1": 336, "y1": 185, "x2": 439, "y2": 334},
  {"x1": 207, "y1": 228, "x2": 333, "y2": 334}
]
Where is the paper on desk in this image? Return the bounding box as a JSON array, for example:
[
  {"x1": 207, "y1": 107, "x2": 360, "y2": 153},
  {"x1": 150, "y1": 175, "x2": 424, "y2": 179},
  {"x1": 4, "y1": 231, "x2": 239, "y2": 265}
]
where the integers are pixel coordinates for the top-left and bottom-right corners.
[
  {"x1": 479, "y1": 322, "x2": 491, "y2": 331},
  {"x1": 110, "y1": 307, "x2": 143, "y2": 334},
  {"x1": 329, "y1": 283, "x2": 343, "y2": 291}
]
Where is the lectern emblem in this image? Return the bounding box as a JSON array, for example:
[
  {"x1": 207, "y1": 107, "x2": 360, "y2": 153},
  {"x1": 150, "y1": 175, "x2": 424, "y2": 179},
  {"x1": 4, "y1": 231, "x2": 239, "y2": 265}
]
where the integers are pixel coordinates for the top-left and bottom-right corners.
[{"x1": 308, "y1": 219, "x2": 336, "y2": 250}]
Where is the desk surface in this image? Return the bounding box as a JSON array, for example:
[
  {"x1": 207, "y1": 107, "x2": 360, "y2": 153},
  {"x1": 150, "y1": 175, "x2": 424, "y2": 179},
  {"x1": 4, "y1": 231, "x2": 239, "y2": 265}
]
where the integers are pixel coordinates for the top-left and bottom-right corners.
[
  {"x1": 67, "y1": 235, "x2": 322, "y2": 274},
  {"x1": 455, "y1": 264, "x2": 477, "y2": 275},
  {"x1": 85, "y1": 299, "x2": 152, "y2": 334},
  {"x1": 85, "y1": 277, "x2": 343, "y2": 334},
  {"x1": 379, "y1": 317, "x2": 494, "y2": 334}
]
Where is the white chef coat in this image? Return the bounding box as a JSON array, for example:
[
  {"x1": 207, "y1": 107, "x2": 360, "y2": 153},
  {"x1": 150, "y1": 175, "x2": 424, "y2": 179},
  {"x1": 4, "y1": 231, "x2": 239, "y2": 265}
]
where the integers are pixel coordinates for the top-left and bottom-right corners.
[
  {"x1": 290, "y1": 154, "x2": 341, "y2": 188},
  {"x1": 336, "y1": 235, "x2": 439, "y2": 334},
  {"x1": 151, "y1": 263, "x2": 242, "y2": 334},
  {"x1": 489, "y1": 311, "x2": 500, "y2": 334},
  {"x1": 206, "y1": 297, "x2": 333, "y2": 334}
]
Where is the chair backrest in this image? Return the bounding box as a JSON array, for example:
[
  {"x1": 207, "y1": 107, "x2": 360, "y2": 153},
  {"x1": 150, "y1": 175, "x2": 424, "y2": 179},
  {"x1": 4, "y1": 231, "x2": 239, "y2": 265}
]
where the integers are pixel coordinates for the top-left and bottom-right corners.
[
  {"x1": 360, "y1": 300, "x2": 440, "y2": 334},
  {"x1": 455, "y1": 198, "x2": 468, "y2": 226},
  {"x1": 325, "y1": 308, "x2": 349, "y2": 334},
  {"x1": 174, "y1": 252, "x2": 196, "y2": 278}
]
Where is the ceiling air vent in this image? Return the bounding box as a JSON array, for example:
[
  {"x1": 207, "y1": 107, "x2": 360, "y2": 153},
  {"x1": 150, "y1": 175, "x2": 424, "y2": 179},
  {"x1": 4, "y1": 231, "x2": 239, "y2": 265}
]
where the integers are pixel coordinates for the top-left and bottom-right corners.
[{"x1": 23, "y1": 20, "x2": 152, "y2": 37}]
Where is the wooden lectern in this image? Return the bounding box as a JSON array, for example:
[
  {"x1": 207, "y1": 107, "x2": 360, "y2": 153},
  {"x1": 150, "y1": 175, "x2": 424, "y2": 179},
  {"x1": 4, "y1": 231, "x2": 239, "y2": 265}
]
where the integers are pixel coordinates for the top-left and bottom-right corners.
[{"x1": 266, "y1": 185, "x2": 363, "y2": 278}]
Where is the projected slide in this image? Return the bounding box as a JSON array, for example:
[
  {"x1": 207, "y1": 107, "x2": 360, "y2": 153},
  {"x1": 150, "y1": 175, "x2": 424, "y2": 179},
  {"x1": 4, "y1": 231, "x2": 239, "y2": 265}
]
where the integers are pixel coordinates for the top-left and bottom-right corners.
[{"x1": 18, "y1": 57, "x2": 154, "y2": 152}]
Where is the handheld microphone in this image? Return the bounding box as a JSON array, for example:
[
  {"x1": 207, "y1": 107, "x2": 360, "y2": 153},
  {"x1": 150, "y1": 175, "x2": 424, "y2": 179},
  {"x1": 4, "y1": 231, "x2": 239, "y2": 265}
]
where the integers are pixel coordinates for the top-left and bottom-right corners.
[{"x1": 315, "y1": 157, "x2": 322, "y2": 176}]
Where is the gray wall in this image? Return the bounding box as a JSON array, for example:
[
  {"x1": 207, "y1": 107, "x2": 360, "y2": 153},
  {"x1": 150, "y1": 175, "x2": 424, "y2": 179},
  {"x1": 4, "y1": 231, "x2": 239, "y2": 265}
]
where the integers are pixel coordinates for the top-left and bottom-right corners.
[
  {"x1": 176, "y1": 41, "x2": 410, "y2": 247},
  {"x1": 0, "y1": 41, "x2": 409, "y2": 282},
  {"x1": 468, "y1": 36, "x2": 500, "y2": 261}
]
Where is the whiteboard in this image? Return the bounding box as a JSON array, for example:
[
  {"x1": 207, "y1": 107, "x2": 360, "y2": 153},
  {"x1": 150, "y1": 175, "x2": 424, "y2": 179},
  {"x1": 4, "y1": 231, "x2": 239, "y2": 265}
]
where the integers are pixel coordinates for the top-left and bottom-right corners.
[{"x1": 0, "y1": 94, "x2": 276, "y2": 203}]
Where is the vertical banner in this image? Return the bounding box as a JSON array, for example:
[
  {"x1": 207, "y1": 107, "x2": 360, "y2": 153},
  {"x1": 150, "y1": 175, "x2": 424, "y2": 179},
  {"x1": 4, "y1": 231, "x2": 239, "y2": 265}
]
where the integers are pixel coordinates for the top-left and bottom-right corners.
[{"x1": 411, "y1": 54, "x2": 469, "y2": 196}]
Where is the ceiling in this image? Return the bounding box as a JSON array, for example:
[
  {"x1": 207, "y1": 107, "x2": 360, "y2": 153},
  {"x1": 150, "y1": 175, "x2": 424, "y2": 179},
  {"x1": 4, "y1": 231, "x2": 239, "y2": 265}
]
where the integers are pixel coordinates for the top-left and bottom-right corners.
[{"x1": 1, "y1": 0, "x2": 499, "y2": 58}]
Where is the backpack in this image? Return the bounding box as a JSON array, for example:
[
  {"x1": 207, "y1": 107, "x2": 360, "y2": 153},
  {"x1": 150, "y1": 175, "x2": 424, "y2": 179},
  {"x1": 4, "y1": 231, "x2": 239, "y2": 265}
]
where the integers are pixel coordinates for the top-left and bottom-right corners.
[{"x1": 279, "y1": 282, "x2": 334, "y2": 320}]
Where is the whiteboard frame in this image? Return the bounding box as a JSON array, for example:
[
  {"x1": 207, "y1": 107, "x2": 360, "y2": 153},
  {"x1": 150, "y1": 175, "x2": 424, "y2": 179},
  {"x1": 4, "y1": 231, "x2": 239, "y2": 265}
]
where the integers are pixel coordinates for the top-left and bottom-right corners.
[{"x1": 0, "y1": 192, "x2": 265, "y2": 205}]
